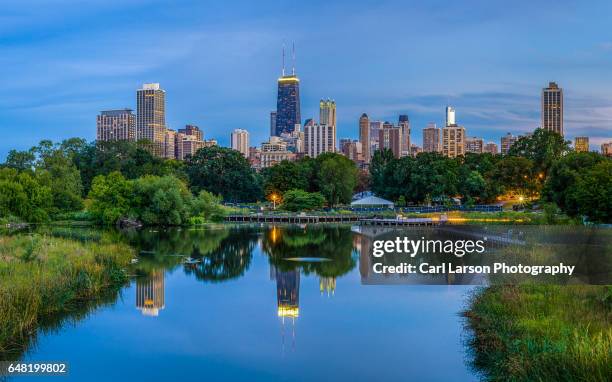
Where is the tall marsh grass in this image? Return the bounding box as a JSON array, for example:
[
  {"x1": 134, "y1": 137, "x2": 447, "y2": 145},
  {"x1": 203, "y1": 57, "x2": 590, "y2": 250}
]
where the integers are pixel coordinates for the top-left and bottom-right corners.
[
  {"x1": 0, "y1": 234, "x2": 134, "y2": 359},
  {"x1": 465, "y1": 285, "x2": 612, "y2": 381}
]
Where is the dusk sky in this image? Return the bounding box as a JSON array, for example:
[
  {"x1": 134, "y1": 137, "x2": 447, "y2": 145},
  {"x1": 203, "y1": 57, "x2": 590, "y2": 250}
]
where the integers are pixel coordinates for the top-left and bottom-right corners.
[{"x1": 1, "y1": 0, "x2": 612, "y2": 159}]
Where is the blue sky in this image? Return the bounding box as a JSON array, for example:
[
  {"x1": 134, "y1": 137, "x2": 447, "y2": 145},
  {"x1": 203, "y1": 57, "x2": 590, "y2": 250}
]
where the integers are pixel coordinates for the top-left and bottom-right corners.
[{"x1": 1, "y1": 0, "x2": 612, "y2": 159}]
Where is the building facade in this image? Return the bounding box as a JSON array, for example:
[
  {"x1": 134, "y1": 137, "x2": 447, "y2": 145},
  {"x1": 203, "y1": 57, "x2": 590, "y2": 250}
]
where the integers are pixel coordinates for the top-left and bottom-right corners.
[
  {"x1": 484, "y1": 142, "x2": 499, "y2": 154},
  {"x1": 231, "y1": 129, "x2": 250, "y2": 157},
  {"x1": 137, "y1": 83, "x2": 166, "y2": 156},
  {"x1": 260, "y1": 136, "x2": 296, "y2": 168},
  {"x1": 500, "y1": 132, "x2": 518, "y2": 155},
  {"x1": 275, "y1": 73, "x2": 300, "y2": 136},
  {"x1": 442, "y1": 125, "x2": 465, "y2": 158},
  {"x1": 398, "y1": 114, "x2": 411, "y2": 156},
  {"x1": 542, "y1": 82, "x2": 563, "y2": 136},
  {"x1": 319, "y1": 99, "x2": 336, "y2": 127},
  {"x1": 445, "y1": 106, "x2": 456, "y2": 126},
  {"x1": 465, "y1": 137, "x2": 484, "y2": 154},
  {"x1": 340, "y1": 139, "x2": 363, "y2": 163},
  {"x1": 601, "y1": 141, "x2": 612, "y2": 157},
  {"x1": 359, "y1": 113, "x2": 370, "y2": 163},
  {"x1": 422, "y1": 123, "x2": 441, "y2": 153},
  {"x1": 304, "y1": 123, "x2": 335, "y2": 158},
  {"x1": 96, "y1": 109, "x2": 136, "y2": 142},
  {"x1": 379, "y1": 123, "x2": 402, "y2": 158},
  {"x1": 574, "y1": 136, "x2": 589, "y2": 153}
]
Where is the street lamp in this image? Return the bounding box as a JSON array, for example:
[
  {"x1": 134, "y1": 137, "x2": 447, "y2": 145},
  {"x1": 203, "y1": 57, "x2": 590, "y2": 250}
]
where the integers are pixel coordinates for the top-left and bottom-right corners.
[{"x1": 271, "y1": 194, "x2": 278, "y2": 210}]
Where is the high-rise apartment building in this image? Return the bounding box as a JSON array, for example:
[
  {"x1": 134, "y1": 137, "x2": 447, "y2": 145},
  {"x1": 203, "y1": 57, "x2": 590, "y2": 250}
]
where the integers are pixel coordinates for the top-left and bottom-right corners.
[
  {"x1": 231, "y1": 129, "x2": 250, "y2": 157},
  {"x1": 259, "y1": 136, "x2": 296, "y2": 168},
  {"x1": 178, "y1": 124, "x2": 203, "y2": 141},
  {"x1": 500, "y1": 132, "x2": 518, "y2": 155},
  {"x1": 542, "y1": 82, "x2": 563, "y2": 136},
  {"x1": 442, "y1": 125, "x2": 465, "y2": 158},
  {"x1": 465, "y1": 137, "x2": 484, "y2": 154},
  {"x1": 137, "y1": 83, "x2": 166, "y2": 156},
  {"x1": 359, "y1": 113, "x2": 370, "y2": 163},
  {"x1": 319, "y1": 99, "x2": 336, "y2": 127},
  {"x1": 304, "y1": 123, "x2": 335, "y2": 158},
  {"x1": 422, "y1": 123, "x2": 441, "y2": 153},
  {"x1": 274, "y1": 47, "x2": 300, "y2": 136},
  {"x1": 398, "y1": 114, "x2": 411, "y2": 155},
  {"x1": 445, "y1": 106, "x2": 456, "y2": 127},
  {"x1": 163, "y1": 129, "x2": 177, "y2": 159},
  {"x1": 369, "y1": 120, "x2": 383, "y2": 152},
  {"x1": 379, "y1": 122, "x2": 402, "y2": 158},
  {"x1": 602, "y1": 141, "x2": 612, "y2": 157},
  {"x1": 574, "y1": 136, "x2": 589, "y2": 153},
  {"x1": 484, "y1": 142, "x2": 499, "y2": 154},
  {"x1": 340, "y1": 139, "x2": 363, "y2": 163},
  {"x1": 96, "y1": 109, "x2": 136, "y2": 142}
]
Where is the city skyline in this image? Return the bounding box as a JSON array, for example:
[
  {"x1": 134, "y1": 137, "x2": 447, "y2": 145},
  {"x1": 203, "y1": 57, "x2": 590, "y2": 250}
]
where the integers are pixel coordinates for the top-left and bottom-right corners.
[{"x1": 2, "y1": 0, "x2": 612, "y2": 159}]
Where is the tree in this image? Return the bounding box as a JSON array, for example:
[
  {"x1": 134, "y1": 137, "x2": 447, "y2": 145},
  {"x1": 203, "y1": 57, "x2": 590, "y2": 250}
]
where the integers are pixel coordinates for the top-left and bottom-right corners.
[
  {"x1": 543, "y1": 152, "x2": 605, "y2": 213},
  {"x1": 4, "y1": 149, "x2": 35, "y2": 171},
  {"x1": 186, "y1": 146, "x2": 262, "y2": 202},
  {"x1": 281, "y1": 189, "x2": 326, "y2": 211},
  {"x1": 261, "y1": 160, "x2": 312, "y2": 196},
  {"x1": 87, "y1": 172, "x2": 134, "y2": 225},
  {"x1": 489, "y1": 156, "x2": 536, "y2": 197},
  {"x1": 565, "y1": 161, "x2": 612, "y2": 223},
  {"x1": 190, "y1": 190, "x2": 226, "y2": 222},
  {"x1": 315, "y1": 153, "x2": 358, "y2": 206},
  {"x1": 370, "y1": 149, "x2": 395, "y2": 196},
  {"x1": 131, "y1": 175, "x2": 193, "y2": 226},
  {"x1": 0, "y1": 168, "x2": 52, "y2": 222},
  {"x1": 508, "y1": 128, "x2": 570, "y2": 176}
]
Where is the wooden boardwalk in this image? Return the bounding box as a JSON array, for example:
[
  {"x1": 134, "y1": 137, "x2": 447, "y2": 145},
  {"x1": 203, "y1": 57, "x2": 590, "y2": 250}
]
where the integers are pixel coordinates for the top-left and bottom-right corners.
[{"x1": 225, "y1": 215, "x2": 444, "y2": 226}]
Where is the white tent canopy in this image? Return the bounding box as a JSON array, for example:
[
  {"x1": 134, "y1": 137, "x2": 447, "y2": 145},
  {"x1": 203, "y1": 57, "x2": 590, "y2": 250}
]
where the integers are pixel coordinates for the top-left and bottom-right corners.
[{"x1": 350, "y1": 196, "x2": 394, "y2": 208}]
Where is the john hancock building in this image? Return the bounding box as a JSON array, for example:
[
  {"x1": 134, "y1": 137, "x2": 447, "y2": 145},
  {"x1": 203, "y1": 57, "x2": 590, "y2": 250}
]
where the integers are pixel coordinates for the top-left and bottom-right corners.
[{"x1": 274, "y1": 47, "x2": 301, "y2": 136}]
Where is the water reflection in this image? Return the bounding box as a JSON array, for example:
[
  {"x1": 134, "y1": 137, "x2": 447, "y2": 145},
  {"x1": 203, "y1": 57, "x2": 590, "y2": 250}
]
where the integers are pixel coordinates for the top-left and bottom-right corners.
[{"x1": 136, "y1": 270, "x2": 165, "y2": 316}]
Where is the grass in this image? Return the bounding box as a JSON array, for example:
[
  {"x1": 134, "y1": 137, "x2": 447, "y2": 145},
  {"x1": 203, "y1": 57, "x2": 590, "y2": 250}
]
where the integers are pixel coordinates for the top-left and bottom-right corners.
[
  {"x1": 0, "y1": 233, "x2": 134, "y2": 359},
  {"x1": 465, "y1": 285, "x2": 612, "y2": 381}
]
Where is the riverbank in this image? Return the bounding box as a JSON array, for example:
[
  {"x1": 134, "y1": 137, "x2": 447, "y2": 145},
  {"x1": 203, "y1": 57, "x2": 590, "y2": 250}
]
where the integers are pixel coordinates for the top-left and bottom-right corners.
[
  {"x1": 465, "y1": 285, "x2": 612, "y2": 381},
  {"x1": 0, "y1": 234, "x2": 134, "y2": 359}
]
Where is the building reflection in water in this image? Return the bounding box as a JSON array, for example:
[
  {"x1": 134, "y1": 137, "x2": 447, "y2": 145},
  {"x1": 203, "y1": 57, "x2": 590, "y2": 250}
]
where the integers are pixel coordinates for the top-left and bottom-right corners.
[
  {"x1": 319, "y1": 277, "x2": 336, "y2": 296},
  {"x1": 276, "y1": 269, "x2": 299, "y2": 352},
  {"x1": 136, "y1": 270, "x2": 165, "y2": 316}
]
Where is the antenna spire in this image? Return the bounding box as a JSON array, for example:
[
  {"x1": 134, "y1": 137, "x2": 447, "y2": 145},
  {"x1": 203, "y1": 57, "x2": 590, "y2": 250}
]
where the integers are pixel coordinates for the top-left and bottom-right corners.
[
  {"x1": 282, "y1": 44, "x2": 286, "y2": 76},
  {"x1": 291, "y1": 42, "x2": 296, "y2": 75}
]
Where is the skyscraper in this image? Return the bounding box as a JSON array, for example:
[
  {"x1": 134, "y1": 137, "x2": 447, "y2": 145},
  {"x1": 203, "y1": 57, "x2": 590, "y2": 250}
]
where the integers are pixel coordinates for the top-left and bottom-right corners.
[
  {"x1": 359, "y1": 113, "x2": 370, "y2": 163},
  {"x1": 96, "y1": 109, "x2": 136, "y2": 142},
  {"x1": 445, "y1": 106, "x2": 456, "y2": 127},
  {"x1": 340, "y1": 139, "x2": 363, "y2": 163},
  {"x1": 465, "y1": 137, "x2": 484, "y2": 154},
  {"x1": 270, "y1": 111, "x2": 277, "y2": 136},
  {"x1": 500, "y1": 132, "x2": 518, "y2": 155},
  {"x1": 574, "y1": 136, "x2": 589, "y2": 153},
  {"x1": 137, "y1": 83, "x2": 166, "y2": 156},
  {"x1": 231, "y1": 129, "x2": 250, "y2": 157},
  {"x1": 423, "y1": 123, "x2": 441, "y2": 153},
  {"x1": 398, "y1": 114, "x2": 411, "y2": 155},
  {"x1": 602, "y1": 141, "x2": 612, "y2": 157},
  {"x1": 274, "y1": 46, "x2": 300, "y2": 136},
  {"x1": 178, "y1": 124, "x2": 203, "y2": 141},
  {"x1": 304, "y1": 122, "x2": 335, "y2": 158},
  {"x1": 379, "y1": 122, "x2": 402, "y2": 158},
  {"x1": 542, "y1": 82, "x2": 563, "y2": 136},
  {"x1": 442, "y1": 125, "x2": 465, "y2": 158},
  {"x1": 319, "y1": 99, "x2": 336, "y2": 127}
]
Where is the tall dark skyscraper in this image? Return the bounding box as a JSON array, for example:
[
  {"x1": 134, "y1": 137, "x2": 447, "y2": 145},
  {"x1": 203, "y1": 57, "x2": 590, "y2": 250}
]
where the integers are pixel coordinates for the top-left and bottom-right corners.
[{"x1": 274, "y1": 46, "x2": 301, "y2": 136}]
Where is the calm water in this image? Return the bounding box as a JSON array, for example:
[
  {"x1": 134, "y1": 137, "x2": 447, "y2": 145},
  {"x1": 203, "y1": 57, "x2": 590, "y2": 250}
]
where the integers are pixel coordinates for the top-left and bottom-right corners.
[{"x1": 14, "y1": 225, "x2": 482, "y2": 381}]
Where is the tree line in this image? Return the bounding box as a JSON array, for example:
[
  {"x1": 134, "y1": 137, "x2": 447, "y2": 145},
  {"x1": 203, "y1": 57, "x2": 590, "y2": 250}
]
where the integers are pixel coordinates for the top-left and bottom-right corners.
[{"x1": 1, "y1": 128, "x2": 610, "y2": 224}]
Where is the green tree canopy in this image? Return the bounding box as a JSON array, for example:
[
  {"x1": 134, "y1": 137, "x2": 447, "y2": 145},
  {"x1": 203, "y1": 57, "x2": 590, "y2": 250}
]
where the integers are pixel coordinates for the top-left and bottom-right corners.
[
  {"x1": 508, "y1": 128, "x2": 570, "y2": 176},
  {"x1": 281, "y1": 189, "x2": 326, "y2": 211},
  {"x1": 315, "y1": 152, "x2": 358, "y2": 206},
  {"x1": 185, "y1": 146, "x2": 262, "y2": 202}
]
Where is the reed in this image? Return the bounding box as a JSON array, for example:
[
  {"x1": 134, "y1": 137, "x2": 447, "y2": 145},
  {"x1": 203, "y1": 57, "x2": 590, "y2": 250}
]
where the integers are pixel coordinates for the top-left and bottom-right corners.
[
  {"x1": 0, "y1": 234, "x2": 134, "y2": 359},
  {"x1": 465, "y1": 285, "x2": 612, "y2": 381}
]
